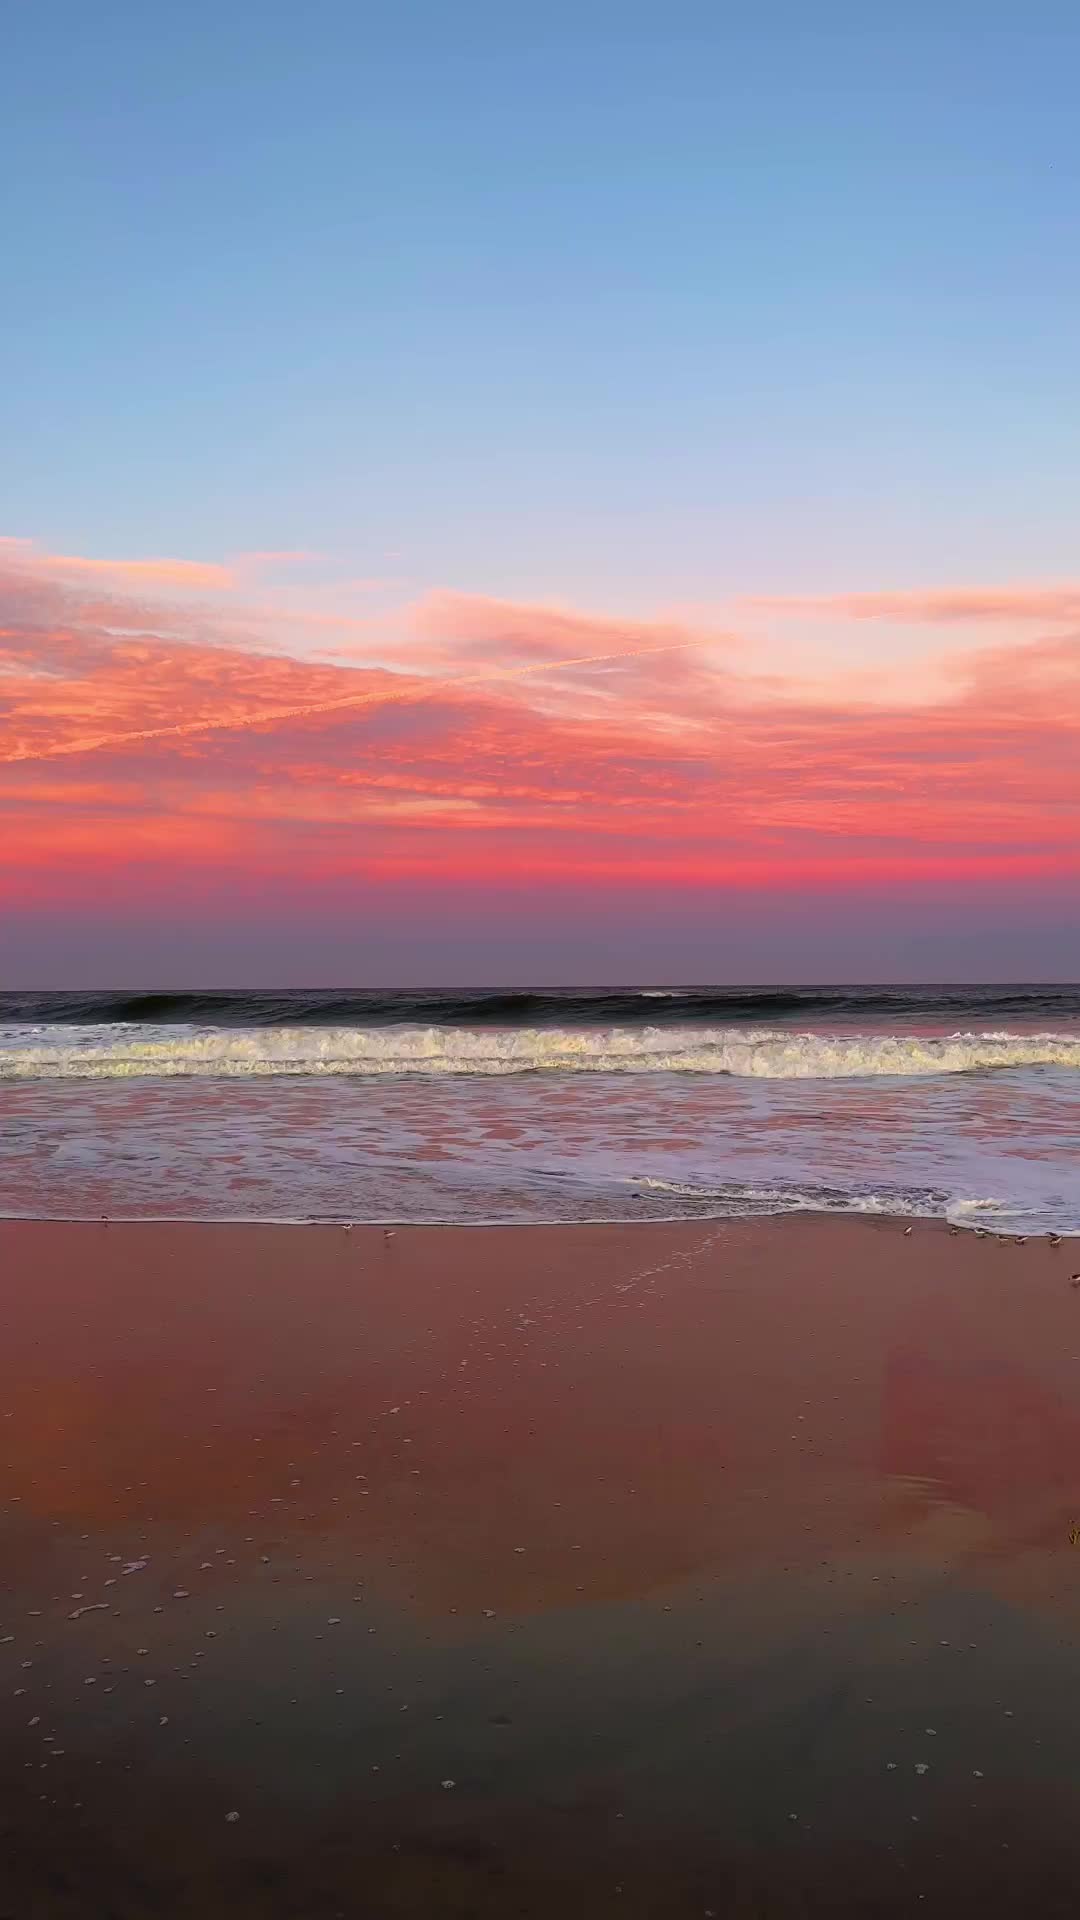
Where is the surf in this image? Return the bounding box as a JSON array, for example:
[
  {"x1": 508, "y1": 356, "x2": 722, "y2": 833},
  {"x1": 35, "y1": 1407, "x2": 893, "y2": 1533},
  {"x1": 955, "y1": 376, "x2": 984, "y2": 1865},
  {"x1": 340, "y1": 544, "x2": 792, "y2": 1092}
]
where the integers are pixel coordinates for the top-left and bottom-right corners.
[{"x1": 3, "y1": 1024, "x2": 1080, "y2": 1081}]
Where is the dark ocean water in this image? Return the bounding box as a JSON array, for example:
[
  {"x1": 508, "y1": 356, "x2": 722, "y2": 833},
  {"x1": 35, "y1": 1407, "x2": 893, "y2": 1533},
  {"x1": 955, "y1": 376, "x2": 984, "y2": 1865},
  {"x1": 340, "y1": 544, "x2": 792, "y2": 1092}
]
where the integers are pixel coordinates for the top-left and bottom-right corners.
[{"x1": 2, "y1": 983, "x2": 1079, "y2": 1028}]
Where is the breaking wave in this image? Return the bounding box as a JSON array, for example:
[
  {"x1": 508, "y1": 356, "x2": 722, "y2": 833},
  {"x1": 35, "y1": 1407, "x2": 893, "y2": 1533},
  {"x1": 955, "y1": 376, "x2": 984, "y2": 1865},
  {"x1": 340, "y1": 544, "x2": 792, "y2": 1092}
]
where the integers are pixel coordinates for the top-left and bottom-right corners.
[{"x1": 3, "y1": 1025, "x2": 1079, "y2": 1081}]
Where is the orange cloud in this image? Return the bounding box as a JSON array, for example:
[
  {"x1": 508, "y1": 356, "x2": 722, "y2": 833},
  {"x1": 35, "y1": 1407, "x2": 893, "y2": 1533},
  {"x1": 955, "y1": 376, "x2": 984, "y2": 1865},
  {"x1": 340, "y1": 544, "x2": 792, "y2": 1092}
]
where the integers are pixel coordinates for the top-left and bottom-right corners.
[{"x1": 0, "y1": 638, "x2": 695, "y2": 766}]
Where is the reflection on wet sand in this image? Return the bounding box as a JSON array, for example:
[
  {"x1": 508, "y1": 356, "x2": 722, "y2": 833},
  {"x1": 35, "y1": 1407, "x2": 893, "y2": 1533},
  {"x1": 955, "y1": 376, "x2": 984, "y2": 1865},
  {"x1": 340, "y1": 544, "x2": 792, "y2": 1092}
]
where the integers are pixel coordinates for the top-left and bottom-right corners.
[{"x1": 2, "y1": 1217, "x2": 1080, "y2": 1915}]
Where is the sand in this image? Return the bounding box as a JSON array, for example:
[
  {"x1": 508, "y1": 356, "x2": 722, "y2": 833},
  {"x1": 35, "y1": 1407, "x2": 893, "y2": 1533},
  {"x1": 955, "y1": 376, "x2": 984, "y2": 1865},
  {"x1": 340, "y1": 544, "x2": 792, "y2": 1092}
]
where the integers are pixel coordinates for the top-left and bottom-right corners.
[{"x1": 1, "y1": 1215, "x2": 1080, "y2": 1915}]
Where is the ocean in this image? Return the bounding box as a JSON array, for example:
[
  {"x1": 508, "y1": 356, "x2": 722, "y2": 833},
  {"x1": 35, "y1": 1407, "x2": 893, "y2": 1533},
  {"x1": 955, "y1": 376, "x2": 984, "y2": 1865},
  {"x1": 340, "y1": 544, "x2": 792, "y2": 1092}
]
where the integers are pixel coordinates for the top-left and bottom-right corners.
[{"x1": 0, "y1": 985, "x2": 1078, "y2": 1234}]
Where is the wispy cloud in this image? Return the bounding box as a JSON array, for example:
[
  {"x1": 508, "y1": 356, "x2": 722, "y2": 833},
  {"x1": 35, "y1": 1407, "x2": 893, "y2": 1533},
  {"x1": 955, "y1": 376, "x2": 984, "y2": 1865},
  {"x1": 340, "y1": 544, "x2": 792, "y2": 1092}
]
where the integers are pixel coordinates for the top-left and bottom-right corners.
[
  {"x1": 746, "y1": 584, "x2": 1080, "y2": 626},
  {"x1": 0, "y1": 537, "x2": 235, "y2": 592}
]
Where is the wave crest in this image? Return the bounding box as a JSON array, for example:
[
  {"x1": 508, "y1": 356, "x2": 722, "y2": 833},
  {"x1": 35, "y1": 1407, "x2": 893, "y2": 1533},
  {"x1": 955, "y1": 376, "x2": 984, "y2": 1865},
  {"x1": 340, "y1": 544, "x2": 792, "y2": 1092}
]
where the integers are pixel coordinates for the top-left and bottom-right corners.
[{"x1": 2, "y1": 1025, "x2": 1079, "y2": 1081}]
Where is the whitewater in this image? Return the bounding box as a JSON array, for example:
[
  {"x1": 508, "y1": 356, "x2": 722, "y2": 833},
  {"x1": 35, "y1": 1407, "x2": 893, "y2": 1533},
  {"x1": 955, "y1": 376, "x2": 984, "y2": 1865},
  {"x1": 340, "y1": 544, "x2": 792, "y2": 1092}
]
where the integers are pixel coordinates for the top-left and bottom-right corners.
[
  {"x1": 2, "y1": 1023, "x2": 1080, "y2": 1080},
  {"x1": 0, "y1": 988, "x2": 1077, "y2": 1234}
]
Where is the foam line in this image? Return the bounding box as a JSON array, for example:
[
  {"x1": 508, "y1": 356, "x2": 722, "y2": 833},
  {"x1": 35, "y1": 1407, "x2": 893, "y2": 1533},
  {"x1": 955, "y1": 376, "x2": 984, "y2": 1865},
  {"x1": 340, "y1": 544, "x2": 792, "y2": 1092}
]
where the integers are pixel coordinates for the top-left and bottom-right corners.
[{"x1": 2, "y1": 1025, "x2": 1078, "y2": 1080}]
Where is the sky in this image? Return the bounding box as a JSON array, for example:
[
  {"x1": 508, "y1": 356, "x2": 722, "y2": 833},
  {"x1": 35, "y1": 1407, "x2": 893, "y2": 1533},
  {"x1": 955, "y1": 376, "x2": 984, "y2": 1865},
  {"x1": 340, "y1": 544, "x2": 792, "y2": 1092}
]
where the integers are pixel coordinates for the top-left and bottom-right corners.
[{"x1": 1, "y1": 1, "x2": 1078, "y2": 983}]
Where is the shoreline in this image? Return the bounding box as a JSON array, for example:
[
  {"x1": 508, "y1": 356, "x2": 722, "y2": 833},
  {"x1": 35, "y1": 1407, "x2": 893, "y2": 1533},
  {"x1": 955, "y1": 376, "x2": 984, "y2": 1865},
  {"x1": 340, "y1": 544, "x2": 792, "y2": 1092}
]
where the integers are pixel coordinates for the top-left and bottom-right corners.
[{"x1": 0, "y1": 1209, "x2": 1074, "y2": 1237}]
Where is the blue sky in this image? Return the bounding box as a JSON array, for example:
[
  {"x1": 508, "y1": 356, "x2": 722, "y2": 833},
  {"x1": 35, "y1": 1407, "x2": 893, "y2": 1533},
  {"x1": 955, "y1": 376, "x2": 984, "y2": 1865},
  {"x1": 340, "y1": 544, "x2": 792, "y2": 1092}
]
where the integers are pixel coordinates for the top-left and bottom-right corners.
[{"x1": 4, "y1": 0, "x2": 1079, "y2": 610}]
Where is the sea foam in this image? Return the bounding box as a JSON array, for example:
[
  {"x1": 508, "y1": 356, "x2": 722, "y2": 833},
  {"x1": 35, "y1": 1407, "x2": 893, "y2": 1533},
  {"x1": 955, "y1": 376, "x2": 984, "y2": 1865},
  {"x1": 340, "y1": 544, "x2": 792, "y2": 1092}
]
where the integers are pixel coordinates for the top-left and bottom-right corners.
[{"x1": 1, "y1": 1024, "x2": 1079, "y2": 1081}]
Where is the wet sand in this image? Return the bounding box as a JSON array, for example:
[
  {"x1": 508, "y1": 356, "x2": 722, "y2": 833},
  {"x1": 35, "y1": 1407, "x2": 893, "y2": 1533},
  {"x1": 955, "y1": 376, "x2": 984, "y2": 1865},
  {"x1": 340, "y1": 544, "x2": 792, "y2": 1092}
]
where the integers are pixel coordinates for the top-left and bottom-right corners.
[{"x1": 1, "y1": 1216, "x2": 1080, "y2": 1916}]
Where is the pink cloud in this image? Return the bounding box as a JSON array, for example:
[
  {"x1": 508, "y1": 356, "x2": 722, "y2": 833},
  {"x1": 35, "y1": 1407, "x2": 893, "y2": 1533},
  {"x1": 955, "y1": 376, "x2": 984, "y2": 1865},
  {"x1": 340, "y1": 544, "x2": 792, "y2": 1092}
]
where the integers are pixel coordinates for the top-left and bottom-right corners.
[
  {"x1": 0, "y1": 538, "x2": 234, "y2": 592},
  {"x1": 747, "y1": 584, "x2": 1080, "y2": 626},
  {"x1": 0, "y1": 544, "x2": 1077, "y2": 917},
  {"x1": 415, "y1": 588, "x2": 734, "y2": 665}
]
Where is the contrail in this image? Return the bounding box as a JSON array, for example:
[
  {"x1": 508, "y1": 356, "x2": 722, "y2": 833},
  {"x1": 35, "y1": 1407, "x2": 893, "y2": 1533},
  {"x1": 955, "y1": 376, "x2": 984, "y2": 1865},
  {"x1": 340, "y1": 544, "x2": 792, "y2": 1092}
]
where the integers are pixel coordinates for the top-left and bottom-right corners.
[{"x1": 0, "y1": 639, "x2": 692, "y2": 765}]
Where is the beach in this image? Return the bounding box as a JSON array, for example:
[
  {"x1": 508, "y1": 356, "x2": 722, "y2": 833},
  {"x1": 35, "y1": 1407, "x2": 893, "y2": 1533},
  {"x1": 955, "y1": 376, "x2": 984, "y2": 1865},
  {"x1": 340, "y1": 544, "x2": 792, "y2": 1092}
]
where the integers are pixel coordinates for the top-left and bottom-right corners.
[{"x1": 2, "y1": 1216, "x2": 1080, "y2": 1915}]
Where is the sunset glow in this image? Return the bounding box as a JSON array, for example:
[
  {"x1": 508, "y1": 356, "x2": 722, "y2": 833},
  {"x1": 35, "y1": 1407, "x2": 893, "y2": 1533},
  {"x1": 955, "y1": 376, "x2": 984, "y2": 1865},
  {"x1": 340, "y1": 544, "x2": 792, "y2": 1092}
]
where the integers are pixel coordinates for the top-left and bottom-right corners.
[{"x1": 1, "y1": 539, "x2": 1076, "y2": 978}]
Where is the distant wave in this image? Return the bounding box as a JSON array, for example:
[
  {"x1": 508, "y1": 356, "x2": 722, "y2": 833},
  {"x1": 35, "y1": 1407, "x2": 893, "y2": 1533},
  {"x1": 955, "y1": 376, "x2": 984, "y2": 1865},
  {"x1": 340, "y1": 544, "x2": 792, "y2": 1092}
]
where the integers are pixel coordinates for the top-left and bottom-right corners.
[
  {"x1": 3, "y1": 1025, "x2": 1079, "y2": 1081},
  {"x1": 1, "y1": 984, "x2": 1078, "y2": 1029}
]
